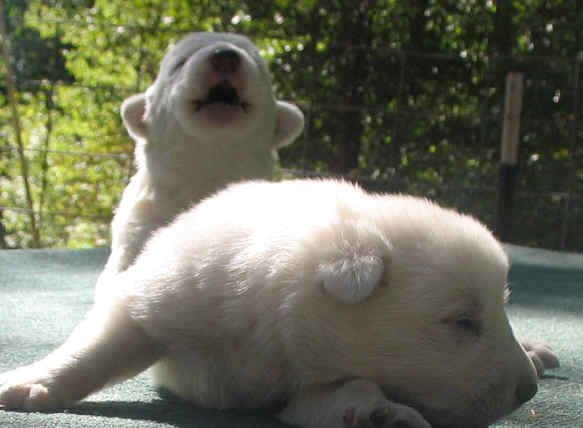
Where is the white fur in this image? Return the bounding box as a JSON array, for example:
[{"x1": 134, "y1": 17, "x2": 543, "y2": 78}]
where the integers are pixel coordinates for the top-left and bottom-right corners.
[
  {"x1": 97, "y1": 32, "x2": 304, "y2": 292},
  {"x1": 278, "y1": 379, "x2": 431, "y2": 428},
  {"x1": 0, "y1": 179, "x2": 539, "y2": 428}
]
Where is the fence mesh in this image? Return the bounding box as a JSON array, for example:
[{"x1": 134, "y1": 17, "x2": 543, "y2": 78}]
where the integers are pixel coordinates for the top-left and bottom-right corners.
[{"x1": 0, "y1": 10, "x2": 581, "y2": 251}]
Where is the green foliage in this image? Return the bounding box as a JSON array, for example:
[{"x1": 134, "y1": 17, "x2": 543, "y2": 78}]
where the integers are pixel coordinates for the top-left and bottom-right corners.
[{"x1": 0, "y1": 0, "x2": 581, "y2": 250}]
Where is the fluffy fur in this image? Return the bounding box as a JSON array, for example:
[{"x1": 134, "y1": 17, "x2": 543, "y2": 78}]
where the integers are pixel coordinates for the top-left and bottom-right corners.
[
  {"x1": 97, "y1": 32, "x2": 304, "y2": 291},
  {"x1": 0, "y1": 179, "x2": 541, "y2": 428}
]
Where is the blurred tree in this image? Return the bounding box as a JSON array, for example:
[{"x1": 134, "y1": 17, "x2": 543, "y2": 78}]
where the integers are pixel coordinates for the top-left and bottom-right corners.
[
  {"x1": 1, "y1": 0, "x2": 76, "y2": 246},
  {"x1": 0, "y1": 0, "x2": 581, "y2": 250}
]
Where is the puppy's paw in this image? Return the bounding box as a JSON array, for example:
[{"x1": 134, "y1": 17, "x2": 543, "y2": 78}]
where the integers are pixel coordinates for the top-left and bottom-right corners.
[
  {"x1": 0, "y1": 366, "x2": 64, "y2": 410},
  {"x1": 520, "y1": 338, "x2": 560, "y2": 377},
  {"x1": 277, "y1": 379, "x2": 432, "y2": 428},
  {"x1": 342, "y1": 400, "x2": 431, "y2": 428}
]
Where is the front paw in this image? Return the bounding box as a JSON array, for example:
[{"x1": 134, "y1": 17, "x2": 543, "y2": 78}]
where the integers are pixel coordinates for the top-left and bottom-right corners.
[
  {"x1": 520, "y1": 339, "x2": 560, "y2": 377},
  {"x1": 342, "y1": 400, "x2": 431, "y2": 428},
  {"x1": 0, "y1": 366, "x2": 64, "y2": 410}
]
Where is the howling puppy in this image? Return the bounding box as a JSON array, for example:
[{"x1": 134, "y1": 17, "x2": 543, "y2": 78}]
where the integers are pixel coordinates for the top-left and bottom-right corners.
[
  {"x1": 1, "y1": 179, "x2": 542, "y2": 428},
  {"x1": 97, "y1": 32, "x2": 304, "y2": 291}
]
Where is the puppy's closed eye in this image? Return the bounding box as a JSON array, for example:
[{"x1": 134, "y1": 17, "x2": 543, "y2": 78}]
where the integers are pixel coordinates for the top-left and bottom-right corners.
[
  {"x1": 454, "y1": 316, "x2": 481, "y2": 336},
  {"x1": 443, "y1": 313, "x2": 482, "y2": 337}
]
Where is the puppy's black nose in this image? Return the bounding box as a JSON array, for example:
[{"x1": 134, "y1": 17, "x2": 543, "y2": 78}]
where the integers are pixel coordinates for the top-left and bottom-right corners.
[
  {"x1": 210, "y1": 48, "x2": 240, "y2": 75},
  {"x1": 515, "y1": 377, "x2": 537, "y2": 405}
]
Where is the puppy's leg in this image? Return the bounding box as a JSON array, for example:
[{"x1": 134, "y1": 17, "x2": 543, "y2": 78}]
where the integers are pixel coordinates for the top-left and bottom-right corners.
[
  {"x1": 277, "y1": 379, "x2": 431, "y2": 428},
  {"x1": 519, "y1": 338, "x2": 560, "y2": 377},
  {"x1": 0, "y1": 299, "x2": 160, "y2": 410}
]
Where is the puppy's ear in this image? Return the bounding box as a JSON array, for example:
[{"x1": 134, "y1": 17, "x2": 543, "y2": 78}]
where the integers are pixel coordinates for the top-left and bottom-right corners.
[
  {"x1": 317, "y1": 221, "x2": 390, "y2": 303},
  {"x1": 318, "y1": 254, "x2": 385, "y2": 303},
  {"x1": 121, "y1": 94, "x2": 148, "y2": 140},
  {"x1": 273, "y1": 101, "x2": 304, "y2": 148}
]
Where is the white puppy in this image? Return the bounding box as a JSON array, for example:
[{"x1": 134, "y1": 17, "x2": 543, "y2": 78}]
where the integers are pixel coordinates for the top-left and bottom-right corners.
[
  {"x1": 0, "y1": 179, "x2": 540, "y2": 428},
  {"x1": 98, "y1": 32, "x2": 304, "y2": 291}
]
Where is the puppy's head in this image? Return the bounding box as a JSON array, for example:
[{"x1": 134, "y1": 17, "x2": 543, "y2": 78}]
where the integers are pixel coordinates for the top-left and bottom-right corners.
[
  {"x1": 290, "y1": 194, "x2": 537, "y2": 428},
  {"x1": 121, "y1": 32, "x2": 303, "y2": 147}
]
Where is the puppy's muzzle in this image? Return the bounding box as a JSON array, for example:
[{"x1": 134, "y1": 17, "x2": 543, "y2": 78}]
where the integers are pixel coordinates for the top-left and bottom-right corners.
[{"x1": 514, "y1": 375, "x2": 537, "y2": 407}]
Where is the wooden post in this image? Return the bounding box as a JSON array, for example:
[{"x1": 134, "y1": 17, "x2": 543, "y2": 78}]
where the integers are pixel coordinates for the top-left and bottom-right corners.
[{"x1": 496, "y1": 72, "x2": 523, "y2": 241}]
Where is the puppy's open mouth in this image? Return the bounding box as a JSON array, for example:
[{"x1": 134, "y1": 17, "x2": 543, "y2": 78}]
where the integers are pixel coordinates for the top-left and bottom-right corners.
[{"x1": 193, "y1": 81, "x2": 249, "y2": 113}]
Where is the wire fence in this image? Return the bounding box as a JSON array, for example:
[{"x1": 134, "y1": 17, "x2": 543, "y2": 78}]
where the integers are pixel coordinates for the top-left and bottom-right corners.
[{"x1": 1, "y1": 15, "x2": 581, "y2": 251}]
